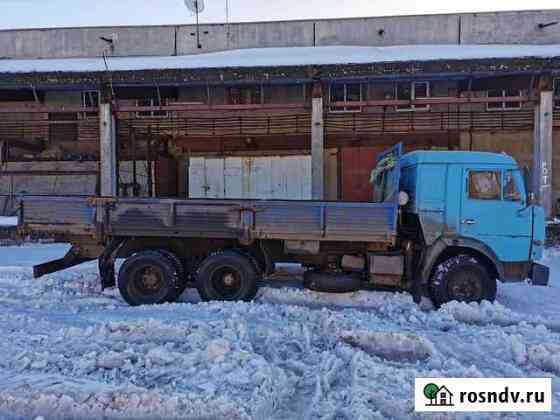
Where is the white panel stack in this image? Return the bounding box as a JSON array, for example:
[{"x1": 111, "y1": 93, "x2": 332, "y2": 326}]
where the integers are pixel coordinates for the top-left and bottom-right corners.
[{"x1": 188, "y1": 156, "x2": 311, "y2": 200}]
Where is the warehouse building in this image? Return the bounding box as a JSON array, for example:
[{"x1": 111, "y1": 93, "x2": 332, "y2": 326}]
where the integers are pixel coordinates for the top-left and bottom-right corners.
[{"x1": 0, "y1": 10, "x2": 559, "y2": 217}]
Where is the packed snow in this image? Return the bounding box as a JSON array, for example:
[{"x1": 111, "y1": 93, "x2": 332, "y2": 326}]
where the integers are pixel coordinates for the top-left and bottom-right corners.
[
  {"x1": 2, "y1": 45, "x2": 560, "y2": 74},
  {"x1": 0, "y1": 244, "x2": 558, "y2": 419}
]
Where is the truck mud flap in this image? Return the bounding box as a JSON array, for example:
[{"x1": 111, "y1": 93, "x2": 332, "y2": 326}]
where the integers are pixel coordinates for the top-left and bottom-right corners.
[
  {"x1": 529, "y1": 263, "x2": 549, "y2": 286},
  {"x1": 33, "y1": 247, "x2": 93, "y2": 278}
]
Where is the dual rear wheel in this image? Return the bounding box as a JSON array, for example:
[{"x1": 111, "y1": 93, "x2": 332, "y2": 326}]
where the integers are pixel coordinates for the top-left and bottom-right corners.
[{"x1": 117, "y1": 249, "x2": 259, "y2": 306}]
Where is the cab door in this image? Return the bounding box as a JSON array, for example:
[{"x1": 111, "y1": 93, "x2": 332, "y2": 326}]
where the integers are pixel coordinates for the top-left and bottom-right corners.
[{"x1": 459, "y1": 166, "x2": 531, "y2": 262}]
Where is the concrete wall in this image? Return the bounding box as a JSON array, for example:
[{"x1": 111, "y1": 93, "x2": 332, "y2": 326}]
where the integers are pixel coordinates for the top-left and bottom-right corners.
[
  {"x1": 0, "y1": 26, "x2": 176, "y2": 59},
  {"x1": 1, "y1": 10, "x2": 559, "y2": 59},
  {"x1": 460, "y1": 10, "x2": 560, "y2": 44},
  {"x1": 176, "y1": 21, "x2": 315, "y2": 55},
  {"x1": 314, "y1": 14, "x2": 459, "y2": 46}
]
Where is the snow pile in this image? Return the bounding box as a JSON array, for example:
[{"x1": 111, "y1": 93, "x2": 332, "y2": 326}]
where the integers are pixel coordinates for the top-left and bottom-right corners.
[
  {"x1": 338, "y1": 330, "x2": 435, "y2": 362},
  {"x1": 0, "y1": 245, "x2": 558, "y2": 419},
  {"x1": 1, "y1": 44, "x2": 560, "y2": 74}
]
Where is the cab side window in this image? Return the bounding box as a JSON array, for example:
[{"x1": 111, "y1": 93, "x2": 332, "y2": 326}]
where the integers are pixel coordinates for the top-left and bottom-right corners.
[
  {"x1": 503, "y1": 170, "x2": 521, "y2": 201},
  {"x1": 468, "y1": 171, "x2": 501, "y2": 200}
]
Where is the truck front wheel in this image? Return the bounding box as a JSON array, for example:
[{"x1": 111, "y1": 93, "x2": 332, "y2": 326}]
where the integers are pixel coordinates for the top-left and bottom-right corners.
[
  {"x1": 118, "y1": 250, "x2": 180, "y2": 306},
  {"x1": 195, "y1": 251, "x2": 259, "y2": 302},
  {"x1": 429, "y1": 255, "x2": 497, "y2": 307}
]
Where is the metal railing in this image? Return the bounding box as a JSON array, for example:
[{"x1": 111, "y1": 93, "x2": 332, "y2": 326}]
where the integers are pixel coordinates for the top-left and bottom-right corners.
[{"x1": 0, "y1": 108, "x2": 552, "y2": 152}]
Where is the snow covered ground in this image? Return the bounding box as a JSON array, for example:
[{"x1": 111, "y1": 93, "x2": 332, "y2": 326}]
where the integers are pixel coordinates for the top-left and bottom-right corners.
[{"x1": 0, "y1": 244, "x2": 558, "y2": 419}]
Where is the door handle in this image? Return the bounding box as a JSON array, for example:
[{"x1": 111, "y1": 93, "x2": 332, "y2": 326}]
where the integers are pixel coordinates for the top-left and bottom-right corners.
[{"x1": 462, "y1": 219, "x2": 476, "y2": 225}]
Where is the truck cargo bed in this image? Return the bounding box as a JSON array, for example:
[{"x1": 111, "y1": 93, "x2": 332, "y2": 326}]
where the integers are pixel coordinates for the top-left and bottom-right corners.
[{"x1": 17, "y1": 195, "x2": 398, "y2": 244}]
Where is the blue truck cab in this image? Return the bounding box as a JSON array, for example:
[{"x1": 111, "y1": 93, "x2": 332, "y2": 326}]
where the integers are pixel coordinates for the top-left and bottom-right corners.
[{"x1": 394, "y1": 148, "x2": 549, "y2": 305}]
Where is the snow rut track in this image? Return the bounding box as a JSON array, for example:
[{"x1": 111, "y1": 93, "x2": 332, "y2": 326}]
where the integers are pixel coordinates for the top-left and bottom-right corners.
[{"x1": 0, "y1": 246, "x2": 559, "y2": 419}]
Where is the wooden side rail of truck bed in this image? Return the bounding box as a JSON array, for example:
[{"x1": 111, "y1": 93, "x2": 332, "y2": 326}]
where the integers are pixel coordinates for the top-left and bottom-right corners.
[{"x1": 18, "y1": 195, "x2": 398, "y2": 245}]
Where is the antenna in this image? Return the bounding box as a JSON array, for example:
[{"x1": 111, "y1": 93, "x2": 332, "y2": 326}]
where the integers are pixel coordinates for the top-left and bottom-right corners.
[
  {"x1": 184, "y1": 0, "x2": 205, "y2": 49},
  {"x1": 225, "y1": 0, "x2": 230, "y2": 48}
]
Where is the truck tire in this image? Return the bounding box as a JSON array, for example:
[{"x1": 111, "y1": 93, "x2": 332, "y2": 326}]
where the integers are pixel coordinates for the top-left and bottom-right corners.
[
  {"x1": 429, "y1": 255, "x2": 497, "y2": 307},
  {"x1": 118, "y1": 250, "x2": 180, "y2": 306},
  {"x1": 195, "y1": 251, "x2": 259, "y2": 302},
  {"x1": 155, "y1": 249, "x2": 188, "y2": 302},
  {"x1": 304, "y1": 271, "x2": 361, "y2": 293}
]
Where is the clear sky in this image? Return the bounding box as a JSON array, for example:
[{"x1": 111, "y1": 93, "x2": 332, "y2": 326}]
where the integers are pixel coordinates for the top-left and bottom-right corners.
[{"x1": 1, "y1": 0, "x2": 559, "y2": 30}]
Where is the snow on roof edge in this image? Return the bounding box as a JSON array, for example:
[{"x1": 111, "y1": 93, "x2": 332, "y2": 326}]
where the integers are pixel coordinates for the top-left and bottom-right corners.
[
  {"x1": 1, "y1": 44, "x2": 560, "y2": 75},
  {"x1": 0, "y1": 217, "x2": 18, "y2": 227}
]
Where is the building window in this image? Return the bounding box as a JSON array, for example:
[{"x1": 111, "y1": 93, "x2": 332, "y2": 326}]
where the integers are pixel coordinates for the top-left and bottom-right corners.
[
  {"x1": 136, "y1": 97, "x2": 168, "y2": 118},
  {"x1": 81, "y1": 90, "x2": 99, "y2": 119},
  {"x1": 554, "y1": 78, "x2": 560, "y2": 109},
  {"x1": 330, "y1": 83, "x2": 362, "y2": 112},
  {"x1": 487, "y1": 89, "x2": 522, "y2": 111},
  {"x1": 227, "y1": 86, "x2": 262, "y2": 105},
  {"x1": 395, "y1": 81, "x2": 430, "y2": 111}
]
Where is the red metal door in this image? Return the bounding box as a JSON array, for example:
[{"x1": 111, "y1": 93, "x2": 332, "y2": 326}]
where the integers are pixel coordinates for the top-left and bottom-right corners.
[
  {"x1": 341, "y1": 143, "x2": 432, "y2": 201},
  {"x1": 341, "y1": 146, "x2": 384, "y2": 202}
]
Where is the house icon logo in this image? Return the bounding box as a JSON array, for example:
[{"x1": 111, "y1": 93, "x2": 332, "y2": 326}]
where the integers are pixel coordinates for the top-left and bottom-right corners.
[{"x1": 423, "y1": 383, "x2": 455, "y2": 407}]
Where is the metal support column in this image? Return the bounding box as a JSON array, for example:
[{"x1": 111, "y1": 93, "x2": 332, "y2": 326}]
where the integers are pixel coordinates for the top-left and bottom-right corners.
[
  {"x1": 311, "y1": 82, "x2": 325, "y2": 200},
  {"x1": 99, "y1": 102, "x2": 117, "y2": 197},
  {"x1": 533, "y1": 78, "x2": 554, "y2": 219}
]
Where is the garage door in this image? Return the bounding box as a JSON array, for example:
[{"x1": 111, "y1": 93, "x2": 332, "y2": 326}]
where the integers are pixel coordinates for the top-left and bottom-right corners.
[{"x1": 188, "y1": 156, "x2": 312, "y2": 200}]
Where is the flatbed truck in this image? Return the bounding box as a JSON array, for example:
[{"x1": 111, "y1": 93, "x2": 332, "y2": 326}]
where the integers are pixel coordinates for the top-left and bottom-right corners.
[{"x1": 11, "y1": 144, "x2": 549, "y2": 307}]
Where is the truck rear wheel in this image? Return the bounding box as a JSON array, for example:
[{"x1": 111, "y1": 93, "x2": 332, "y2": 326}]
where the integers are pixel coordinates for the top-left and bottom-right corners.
[
  {"x1": 118, "y1": 250, "x2": 179, "y2": 306},
  {"x1": 195, "y1": 251, "x2": 259, "y2": 302},
  {"x1": 155, "y1": 249, "x2": 188, "y2": 301},
  {"x1": 429, "y1": 255, "x2": 497, "y2": 307}
]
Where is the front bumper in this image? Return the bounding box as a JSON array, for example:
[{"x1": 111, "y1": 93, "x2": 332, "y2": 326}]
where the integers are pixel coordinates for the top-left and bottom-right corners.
[{"x1": 529, "y1": 263, "x2": 549, "y2": 286}]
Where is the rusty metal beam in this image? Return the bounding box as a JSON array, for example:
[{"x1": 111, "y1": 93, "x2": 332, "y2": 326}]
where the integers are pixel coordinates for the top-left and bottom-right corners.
[
  {"x1": 115, "y1": 102, "x2": 310, "y2": 113},
  {"x1": 170, "y1": 132, "x2": 459, "y2": 151},
  {"x1": 0, "y1": 106, "x2": 98, "y2": 114},
  {"x1": 0, "y1": 96, "x2": 541, "y2": 115},
  {"x1": 330, "y1": 96, "x2": 533, "y2": 108},
  {"x1": 0, "y1": 170, "x2": 99, "y2": 176}
]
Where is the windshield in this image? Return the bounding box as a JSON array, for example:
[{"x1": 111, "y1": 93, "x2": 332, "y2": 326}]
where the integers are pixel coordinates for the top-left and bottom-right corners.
[{"x1": 371, "y1": 156, "x2": 398, "y2": 203}]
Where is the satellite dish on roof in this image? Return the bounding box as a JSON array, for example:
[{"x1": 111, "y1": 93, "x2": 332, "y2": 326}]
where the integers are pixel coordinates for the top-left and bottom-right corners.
[
  {"x1": 184, "y1": 0, "x2": 205, "y2": 49},
  {"x1": 184, "y1": 0, "x2": 205, "y2": 13}
]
